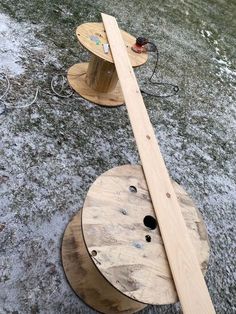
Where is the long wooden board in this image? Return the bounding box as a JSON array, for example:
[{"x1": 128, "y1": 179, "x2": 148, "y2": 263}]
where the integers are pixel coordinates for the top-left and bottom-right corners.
[{"x1": 102, "y1": 13, "x2": 215, "y2": 314}]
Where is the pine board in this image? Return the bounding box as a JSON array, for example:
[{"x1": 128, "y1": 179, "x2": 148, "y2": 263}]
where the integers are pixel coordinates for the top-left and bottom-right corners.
[{"x1": 101, "y1": 13, "x2": 215, "y2": 314}]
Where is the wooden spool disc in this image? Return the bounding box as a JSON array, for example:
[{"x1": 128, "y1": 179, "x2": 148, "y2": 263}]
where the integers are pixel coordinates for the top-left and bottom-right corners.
[
  {"x1": 67, "y1": 63, "x2": 124, "y2": 107},
  {"x1": 62, "y1": 211, "x2": 146, "y2": 314},
  {"x1": 67, "y1": 22, "x2": 148, "y2": 107},
  {"x1": 76, "y1": 23, "x2": 148, "y2": 67},
  {"x1": 82, "y1": 165, "x2": 210, "y2": 305}
]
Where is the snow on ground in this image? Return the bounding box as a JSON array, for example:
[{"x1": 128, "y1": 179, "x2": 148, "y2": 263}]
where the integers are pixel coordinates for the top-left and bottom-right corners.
[
  {"x1": 0, "y1": 1, "x2": 236, "y2": 313},
  {"x1": 200, "y1": 27, "x2": 236, "y2": 85},
  {"x1": 0, "y1": 13, "x2": 28, "y2": 75},
  {"x1": 0, "y1": 12, "x2": 60, "y2": 77}
]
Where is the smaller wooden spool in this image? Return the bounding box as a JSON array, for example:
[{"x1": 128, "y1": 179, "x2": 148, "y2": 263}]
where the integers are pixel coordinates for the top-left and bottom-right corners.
[
  {"x1": 62, "y1": 165, "x2": 210, "y2": 313},
  {"x1": 67, "y1": 23, "x2": 148, "y2": 107}
]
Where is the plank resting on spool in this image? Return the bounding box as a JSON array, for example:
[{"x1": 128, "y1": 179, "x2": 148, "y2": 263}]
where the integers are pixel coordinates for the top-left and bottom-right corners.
[
  {"x1": 82, "y1": 165, "x2": 210, "y2": 305},
  {"x1": 101, "y1": 13, "x2": 215, "y2": 314}
]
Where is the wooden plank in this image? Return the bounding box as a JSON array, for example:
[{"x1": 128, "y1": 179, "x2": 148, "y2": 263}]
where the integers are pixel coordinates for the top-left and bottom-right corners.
[{"x1": 102, "y1": 13, "x2": 215, "y2": 314}]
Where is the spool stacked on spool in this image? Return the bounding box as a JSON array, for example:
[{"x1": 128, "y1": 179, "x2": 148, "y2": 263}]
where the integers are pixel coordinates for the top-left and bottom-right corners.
[{"x1": 62, "y1": 165, "x2": 210, "y2": 314}]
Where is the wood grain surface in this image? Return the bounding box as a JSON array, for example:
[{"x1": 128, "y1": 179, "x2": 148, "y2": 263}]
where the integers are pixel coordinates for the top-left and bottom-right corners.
[
  {"x1": 82, "y1": 165, "x2": 210, "y2": 305},
  {"x1": 86, "y1": 55, "x2": 119, "y2": 92},
  {"x1": 62, "y1": 210, "x2": 146, "y2": 314},
  {"x1": 67, "y1": 63, "x2": 124, "y2": 106},
  {"x1": 101, "y1": 13, "x2": 215, "y2": 314},
  {"x1": 76, "y1": 22, "x2": 147, "y2": 66}
]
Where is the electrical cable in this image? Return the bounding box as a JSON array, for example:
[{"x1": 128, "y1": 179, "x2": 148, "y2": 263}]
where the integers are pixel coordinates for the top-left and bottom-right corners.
[
  {"x1": 48, "y1": 72, "x2": 86, "y2": 98},
  {"x1": 7, "y1": 87, "x2": 39, "y2": 109},
  {"x1": 0, "y1": 71, "x2": 79, "y2": 115},
  {"x1": 50, "y1": 74, "x2": 74, "y2": 98},
  {"x1": 0, "y1": 42, "x2": 178, "y2": 114},
  {"x1": 0, "y1": 73, "x2": 40, "y2": 110},
  {"x1": 140, "y1": 41, "x2": 179, "y2": 98}
]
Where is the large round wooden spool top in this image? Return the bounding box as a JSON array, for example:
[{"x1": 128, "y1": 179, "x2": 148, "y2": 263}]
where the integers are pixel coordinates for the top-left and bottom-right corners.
[
  {"x1": 76, "y1": 23, "x2": 148, "y2": 67},
  {"x1": 82, "y1": 165, "x2": 210, "y2": 305}
]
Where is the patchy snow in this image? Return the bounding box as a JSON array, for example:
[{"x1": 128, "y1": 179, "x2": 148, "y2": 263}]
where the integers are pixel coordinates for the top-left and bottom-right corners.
[
  {"x1": 200, "y1": 28, "x2": 236, "y2": 83},
  {"x1": 0, "y1": 13, "x2": 33, "y2": 75},
  {"x1": 214, "y1": 56, "x2": 236, "y2": 83},
  {"x1": 200, "y1": 29, "x2": 212, "y2": 38},
  {"x1": 0, "y1": 13, "x2": 60, "y2": 76},
  {"x1": 0, "y1": 2, "x2": 235, "y2": 313}
]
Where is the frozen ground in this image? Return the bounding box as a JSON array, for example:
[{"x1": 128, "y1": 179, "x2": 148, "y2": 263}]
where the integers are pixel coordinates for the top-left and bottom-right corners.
[{"x1": 0, "y1": 0, "x2": 235, "y2": 313}]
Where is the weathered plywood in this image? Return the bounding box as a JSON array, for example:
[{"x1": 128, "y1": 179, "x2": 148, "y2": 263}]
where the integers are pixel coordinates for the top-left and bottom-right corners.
[
  {"x1": 76, "y1": 22, "x2": 147, "y2": 66},
  {"x1": 62, "y1": 210, "x2": 146, "y2": 314},
  {"x1": 101, "y1": 13, "x2": 215, "y2": 314},
  {"x1": 82, "y1": 165, "x2": 210, "y2": 305}
]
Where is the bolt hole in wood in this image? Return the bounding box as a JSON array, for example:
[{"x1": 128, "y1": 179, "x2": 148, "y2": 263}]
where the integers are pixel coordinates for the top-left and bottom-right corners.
[
  {"x1": 91, "y1": 250, "x2": 97, "y2": 256},
  {"x1": 143, "y1": 215, "x2": 157, "y2": 230},
  {"x1": 145, "y1": 235, "x2": 151, "y2": 242},
  {"x1": 129, "y1": 185, "x2": 137, "y2": 193}
]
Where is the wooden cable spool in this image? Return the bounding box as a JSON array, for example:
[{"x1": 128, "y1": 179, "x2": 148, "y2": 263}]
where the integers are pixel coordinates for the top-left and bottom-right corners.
[
  {"x1": 62, "y1": 165, "x2": 210, "y2": 313},
  {"x1": 67, "y1": 23, "x2": 147, "y2": 107}
]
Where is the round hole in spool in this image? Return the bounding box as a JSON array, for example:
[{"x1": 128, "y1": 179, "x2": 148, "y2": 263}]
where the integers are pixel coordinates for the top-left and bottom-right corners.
[
  {"x1": 143, "y1": 215, "x2": 157, "y2": 230},
  {"x1": 121, "y1": 209, "x2": 128, "y2": 215},
  {"x1": 91, "y1": 250, "x2": 97, "y2": 256},
  {"x1": 81, "y1": 164, "x2": 210, "y2": 305},
  {"x1": 129, "y1": 185, "x2": 137, "y2": 193}
]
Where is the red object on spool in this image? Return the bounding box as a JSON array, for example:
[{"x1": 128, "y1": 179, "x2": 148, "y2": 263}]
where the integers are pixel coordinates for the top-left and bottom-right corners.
[
  {"x1": 131, "y1": 37, "x2": 148, "y2": 53},
  {"x1": 131, "y1": 43, "x2": 145, "y2": 53}
]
